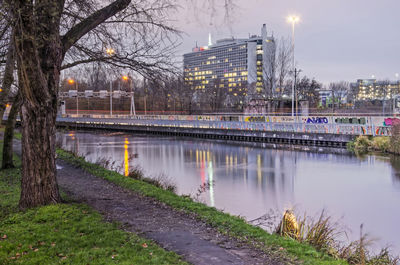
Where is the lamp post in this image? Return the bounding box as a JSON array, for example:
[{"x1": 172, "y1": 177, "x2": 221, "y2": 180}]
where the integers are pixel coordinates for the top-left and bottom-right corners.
[
  {"x1": 68, "y1": 78, "x2": 78, "y2": 116},
  {"x1": 122, "y1": 75, "x2": 136, "y2": 116},
  {"x1": 105, "y1": 47, "x2": 115, "y2": 117},
  {"x1": 288, "y1": 15, "x2": 299, "y2": 117},
  {"x1": 110, "y1": 81, "x2": 113, "y2": 116}
]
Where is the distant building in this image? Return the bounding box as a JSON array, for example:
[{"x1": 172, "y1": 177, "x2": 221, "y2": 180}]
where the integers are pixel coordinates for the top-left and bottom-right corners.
[
  {"x1": 183, "y1": 24, "x2": 275, "y2": 100},
  {"x1": 318, "y1": 89, "x2": 348, "y2": 107},
  {"x1": 351, "y1": 79, "x2": 400, "y2": 100},
  {"x1": 318, "y1": 90, "x2": 332, "y2": 107}
]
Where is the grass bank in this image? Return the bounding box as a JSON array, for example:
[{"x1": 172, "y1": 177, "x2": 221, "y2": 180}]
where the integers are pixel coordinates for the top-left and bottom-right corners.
[
  {"x1": 57, "y1": 148, "x2": 349, "y2": 265},
  {"x1": 347, "y1": 125, "x2": 400, "y2": 155},
  {"x1": 0, "y1": 146, "x2": 187, "y2": 264}
]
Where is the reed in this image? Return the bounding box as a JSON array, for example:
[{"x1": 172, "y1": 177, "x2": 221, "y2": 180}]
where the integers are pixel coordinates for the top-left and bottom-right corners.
[{"x1": 276, "y1": 210, "x2": 399, "y2": 264}]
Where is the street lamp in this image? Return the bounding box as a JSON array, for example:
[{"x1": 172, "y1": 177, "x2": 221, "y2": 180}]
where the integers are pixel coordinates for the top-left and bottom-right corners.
[
  {"x1": 287, "y1": 15, "x2": 300, "y2": 117},
  {"x1": 122, "y1": 75, "x2": 136, "y2": 116},
  {"x1": 105, "y1": 47, "x2": 115, "y2": 116},
  {"x1": 106, "y1": 48, "x2": 115, "y2": 56},
  {"x1": 68, "y1": 78, "x2": 78, "y2": 116},
  {"x1": 110, "y1": 80, "x2": 113, "y2": 116}
]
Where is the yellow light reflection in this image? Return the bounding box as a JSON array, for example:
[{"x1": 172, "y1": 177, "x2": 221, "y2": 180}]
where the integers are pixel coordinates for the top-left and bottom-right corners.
[
  {"x1": 257, "y1": 154, "x2": 262, "y2": 186},
  {"x1": 124, "y1": 138, "x2": 130, "y2": 176}
]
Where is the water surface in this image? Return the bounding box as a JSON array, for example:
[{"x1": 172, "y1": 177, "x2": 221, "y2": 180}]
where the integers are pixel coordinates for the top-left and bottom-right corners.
[{"x1": 58, "y1": 131, "x2": 400, "y2": 254}]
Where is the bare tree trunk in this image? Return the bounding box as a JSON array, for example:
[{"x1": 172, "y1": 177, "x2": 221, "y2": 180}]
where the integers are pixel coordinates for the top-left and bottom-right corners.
[
  {"x1": 14, "y1": 1, "x2": 63, "y2": 209},
  {"x1": 13, "y1": 0, "x2": 130, "y2": 209},
  {"x1": 2, "y1": 92, "x2": 21, "y2": 169}
]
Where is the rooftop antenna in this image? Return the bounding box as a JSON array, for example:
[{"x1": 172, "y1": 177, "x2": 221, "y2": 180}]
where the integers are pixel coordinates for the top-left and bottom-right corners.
[
  {"x1": 208, "y1": 33, "x2": 212, "y2": 46},
  {"x1": 195, "y1": 41, "x2": 198, "y2": 48}
]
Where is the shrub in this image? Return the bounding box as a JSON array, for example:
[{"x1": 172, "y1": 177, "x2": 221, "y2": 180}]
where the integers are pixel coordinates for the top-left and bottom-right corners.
[
  {"x1": 353, "y1": 136, "x2": 371, "y2": 154},
  {"x1": 371, "y1": 137, "x2": 390, "y2": 153}
]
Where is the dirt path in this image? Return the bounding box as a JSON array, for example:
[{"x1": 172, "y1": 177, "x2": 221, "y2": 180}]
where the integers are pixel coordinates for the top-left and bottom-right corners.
[
  {"x1": 11, "y1": 137, "x2": 283, "y2": 265},
  {"x1": 55, "y1": 159, "x2": 284, "y2": 265}
]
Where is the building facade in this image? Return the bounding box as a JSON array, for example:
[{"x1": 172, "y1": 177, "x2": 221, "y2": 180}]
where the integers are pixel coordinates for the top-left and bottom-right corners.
[
  {"x1": 183, "y1": 24, "x2": 275, "y2": 101},
  {"x1": 351, "y1": 79, "x2": 400, "y2": 100}
]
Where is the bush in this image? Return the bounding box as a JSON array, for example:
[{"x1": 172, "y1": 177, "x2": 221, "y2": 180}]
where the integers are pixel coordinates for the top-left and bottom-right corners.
[
  {"x1": 371, "y1": 137, "x2": 390, "y2": 153},
  {"x1": 353, "y1": 136, "x2": 371, "y2": 154}
]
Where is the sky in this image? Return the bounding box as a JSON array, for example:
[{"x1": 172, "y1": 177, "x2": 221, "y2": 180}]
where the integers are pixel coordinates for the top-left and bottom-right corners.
[{"x1": 174, "y1": 0, "x2": 400, "y2": 85}]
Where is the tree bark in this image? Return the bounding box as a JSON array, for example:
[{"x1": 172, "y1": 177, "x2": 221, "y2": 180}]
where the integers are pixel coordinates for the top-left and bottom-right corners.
[
  {"x1": 15, "y1": 0, "x2": 63, "y2": 209},
  {"x1": 2, "y1": 92, "x2": 21, "y2": 169},
  {"x1": 12, "y1": 0, "x2": 131, "y2": 209}
]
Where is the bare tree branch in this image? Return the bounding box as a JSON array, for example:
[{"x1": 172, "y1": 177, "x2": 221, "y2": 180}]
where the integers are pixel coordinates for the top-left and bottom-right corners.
[{"x1": 62, "y1": 0, "x2": 131, "y2": 54}]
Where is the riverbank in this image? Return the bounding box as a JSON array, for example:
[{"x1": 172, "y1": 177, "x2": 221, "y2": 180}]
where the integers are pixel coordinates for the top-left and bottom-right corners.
[
  {"x1": 56, "y1": 148, "x2": 349, "y2": 265},
  {"x1": 0, "y1": 146, "x2": 187, "y2": 264},
  {"x1": 4, "y1": 131, "x2": 398, "y2": 264},
  {"x1": 347, "y1": 125, "x2": 400, "y2": 155}
]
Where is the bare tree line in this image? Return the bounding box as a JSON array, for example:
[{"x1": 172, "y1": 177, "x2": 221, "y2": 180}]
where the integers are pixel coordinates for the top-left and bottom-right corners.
[{"x1": 0, "y1": 0, "x2": 240, "y2": 208}]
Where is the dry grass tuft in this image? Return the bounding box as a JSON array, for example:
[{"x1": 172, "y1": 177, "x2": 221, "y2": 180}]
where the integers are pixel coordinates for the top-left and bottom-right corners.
[{"x1": 276, "y1": 210, "x2": 399, "y2": 264}]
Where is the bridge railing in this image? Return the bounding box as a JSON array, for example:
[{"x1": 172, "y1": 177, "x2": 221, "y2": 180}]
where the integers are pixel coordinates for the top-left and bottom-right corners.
[{"x1": 58, "y1": 115, "x2": 394, "y2": 137}]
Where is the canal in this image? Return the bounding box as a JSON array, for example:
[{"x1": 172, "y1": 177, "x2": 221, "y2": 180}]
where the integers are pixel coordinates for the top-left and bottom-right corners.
[{"x1": 58, "y1": 130, "x2": 400, "y2": 254}]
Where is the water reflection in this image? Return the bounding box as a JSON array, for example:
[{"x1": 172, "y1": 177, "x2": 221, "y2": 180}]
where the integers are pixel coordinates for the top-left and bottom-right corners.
[
  {"x1": 124, "y1": 138, "x2": 130, "y2": 176},
  {"x1": 390, "y1": 155, "x2": 400, "y2": 188},
  {"x1": 57, "y1": 131, "x2": 400, "y2": 254}
]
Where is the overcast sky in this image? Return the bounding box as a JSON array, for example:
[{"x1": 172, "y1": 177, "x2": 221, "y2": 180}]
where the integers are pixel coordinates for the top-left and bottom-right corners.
[{"x1": 174, "y1": 0, "x2": 400, "y2": 85}]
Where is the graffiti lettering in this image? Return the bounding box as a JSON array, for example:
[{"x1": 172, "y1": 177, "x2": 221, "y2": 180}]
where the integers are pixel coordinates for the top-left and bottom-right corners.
[
  {"x1": 335, "y1": 117, "x2": 366, "y2": 125},
  {"x1": 384, "y1": 118, "x2": 400, "y2": 126},
  {"x1": 305, "y1": 117, "x2": 328, "y2": 124}
]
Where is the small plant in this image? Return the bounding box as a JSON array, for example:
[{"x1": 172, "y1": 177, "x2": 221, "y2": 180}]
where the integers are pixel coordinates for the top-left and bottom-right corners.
[
  {"x1": 353, "y1": 136, "x2": 371, "y2": 154},
  {"x1": 276, "y1": 209, "x2": 300, "y2": 240},
  {"x1": 275, "y1": 211, "x2": 399, "y2": 264},
  {"x1": 248, "y1": 209, "x2": 280, "y2": 232},
  {"x1": 127, "y1": 165, "x2": 145, "y2": 179},
  {"x1": 371, "y1": 137, "x2": 390, "y2": 153},
  {"x1": 128, "y1": 167, "x2": 177, "y2": 193},
  {"x1": 192, "y1": 180, "x2": 214, "y2": 202}
]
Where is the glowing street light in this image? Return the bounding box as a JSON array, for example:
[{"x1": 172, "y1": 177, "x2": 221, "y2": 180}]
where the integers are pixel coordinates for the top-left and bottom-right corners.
[
  {"x1": 106, "y1": 48, "x2": 115, "y2": 55},
  {"x1": 287, "y1": 15, "x2": 300, "y2": 117},
  {"x1": 122, "y1": 75, "x2": 136, "y2": 116}
]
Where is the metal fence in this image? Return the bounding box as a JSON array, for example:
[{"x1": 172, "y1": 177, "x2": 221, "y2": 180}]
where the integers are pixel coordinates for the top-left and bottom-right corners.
[{"x1": 59, "y1": 114, "x2": 395, "y2": 136}]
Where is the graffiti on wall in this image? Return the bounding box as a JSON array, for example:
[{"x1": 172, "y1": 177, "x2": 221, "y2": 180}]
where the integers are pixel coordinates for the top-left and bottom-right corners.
[
  {"x1": 245, "y1": 116, "x2": 266, "y2": 122},
  {"x1": 384, "y1": 118, "x2": 400, "y2": 126},
  {"x1": 335, "y1": 117, "x2": 366, "y2": 125},
  {"x1": 303, "y1": 117, "x2": 329, "y2": 124}
]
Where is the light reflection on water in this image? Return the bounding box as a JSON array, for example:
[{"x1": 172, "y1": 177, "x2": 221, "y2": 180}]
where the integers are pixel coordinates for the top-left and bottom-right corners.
[{"x1": 58, "y1": 131, "x2": 400, "y2": 254}]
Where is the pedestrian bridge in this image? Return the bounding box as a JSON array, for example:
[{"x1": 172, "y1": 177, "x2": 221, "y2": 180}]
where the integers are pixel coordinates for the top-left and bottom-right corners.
[{"x1": 56, "y1": 114, "x2": 397, "y2": 148}]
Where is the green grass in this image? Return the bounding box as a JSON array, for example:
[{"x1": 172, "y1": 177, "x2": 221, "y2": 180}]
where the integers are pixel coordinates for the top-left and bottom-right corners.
[
  {"x1": 0, "y1": 145, "x2": 187, "y2": 265},
  {"x1": 57, "y1": 148, "x2": 349, "y2": 265}
]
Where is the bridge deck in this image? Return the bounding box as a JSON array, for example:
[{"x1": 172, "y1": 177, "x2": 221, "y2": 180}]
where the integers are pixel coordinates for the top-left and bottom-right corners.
[{"x1": 56, "y1": 115, "x2": 391, "y2": 148}]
